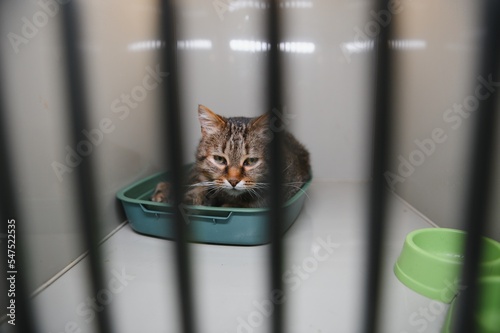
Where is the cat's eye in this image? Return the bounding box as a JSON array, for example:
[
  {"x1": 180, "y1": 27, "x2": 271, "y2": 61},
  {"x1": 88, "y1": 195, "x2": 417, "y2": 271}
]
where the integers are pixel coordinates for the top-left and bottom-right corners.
[
  {"x1": 243, "y1": 157, "x2": 259, "y2": 166},
  {"x1": 213, "y1": 155, "x2": 227, "y2": 165}
]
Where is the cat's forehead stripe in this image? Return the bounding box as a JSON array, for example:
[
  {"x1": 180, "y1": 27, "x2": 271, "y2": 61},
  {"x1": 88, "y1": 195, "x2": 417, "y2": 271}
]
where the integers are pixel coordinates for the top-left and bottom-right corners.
[
  {"x1": 221, "y1": 140, "x2": 227, "y2": 154},
  {"x1": 223, "y1": 122, "x2": 248, "y2": 158}
]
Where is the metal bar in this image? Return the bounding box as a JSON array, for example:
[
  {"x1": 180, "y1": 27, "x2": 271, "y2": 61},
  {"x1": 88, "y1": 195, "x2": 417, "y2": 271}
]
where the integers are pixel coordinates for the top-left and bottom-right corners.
[
  {"x1": 267, "y1": 1, "x2": 285, "y2": 333},
  {"x1": 159, "y1": 1, "x2": 196, "y2": 333},
  {"x1": 60, "y1": 2, "x2": 112, "y2": 333},
  {"x1": 453, "y1": 0, "x2": 500, "y2": 332},
  {"x1": 0, "y1": 4, "x2": 37, "y2": 332},
  {"x1": 361, "y1": 0, "x2": 395, "y2": 332}
]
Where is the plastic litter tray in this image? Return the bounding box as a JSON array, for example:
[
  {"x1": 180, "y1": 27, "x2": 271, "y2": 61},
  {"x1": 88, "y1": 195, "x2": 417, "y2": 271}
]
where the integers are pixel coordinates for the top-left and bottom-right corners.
[{"x1": 117, "y1": 167, "x2": 311, "y2": 245}]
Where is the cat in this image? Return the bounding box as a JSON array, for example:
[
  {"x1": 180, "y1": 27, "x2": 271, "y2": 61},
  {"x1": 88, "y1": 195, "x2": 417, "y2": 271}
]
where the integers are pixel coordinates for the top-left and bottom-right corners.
[{"x1": 151, "y1": 105, "x2": 310, "y2": 208}]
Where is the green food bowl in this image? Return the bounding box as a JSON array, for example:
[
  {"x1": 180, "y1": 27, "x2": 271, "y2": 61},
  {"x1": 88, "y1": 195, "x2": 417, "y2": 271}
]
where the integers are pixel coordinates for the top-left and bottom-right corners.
[
  {"x1": 394, "y1": 228, "x2": 500, "y2": 303},
  {"x1": 442, "y1": 276, "x2": 500, "y2": 333}
]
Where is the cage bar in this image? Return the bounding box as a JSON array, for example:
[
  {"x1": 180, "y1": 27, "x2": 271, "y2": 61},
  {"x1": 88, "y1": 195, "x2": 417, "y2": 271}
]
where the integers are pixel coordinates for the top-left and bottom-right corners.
[
  {"x1": 60, "y1": 2, "x2": 113, "y2": 333},
  {"x1": 0, "y1": 7, "x2": 37, "y2": 333},
  {"x1": 453, "y1": 0, "x2": 500, "y2": 331},
  {"x1": 266, "y1": 1, "x2": 286, "y2": 333},
  {"x1": 158, "y1": 1, "x2": 197, "y2": 333},
  {"x1": 1, "y1": 1, "x2": 498, "y2": 332},
  {"x1": 362, "y1": 0, "x2": 396, "y2": 332}
]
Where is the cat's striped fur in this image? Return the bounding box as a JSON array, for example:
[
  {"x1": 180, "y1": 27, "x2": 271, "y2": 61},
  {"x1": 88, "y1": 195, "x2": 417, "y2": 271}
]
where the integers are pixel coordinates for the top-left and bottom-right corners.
[{"x1": 152, "y1": 105, "x2": 310, "y2": 208}]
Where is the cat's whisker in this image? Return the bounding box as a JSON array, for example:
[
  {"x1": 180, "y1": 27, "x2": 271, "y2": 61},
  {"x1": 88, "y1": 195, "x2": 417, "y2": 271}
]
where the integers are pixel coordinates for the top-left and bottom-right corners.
[
  {"x1": 282, "y1": 161, "x2": 293, "y2": 173},
  {"x1": 247, "y1": 188, "x2": 261, "y2": 200},
  {"x1": 246, "y1": 189, "x2": 256, "y2": 199},
  {"x1": 207, "y1": 186, "x2": 222, "y2": 195},
  {"x1": 187, "y1": 181, "x2": 217, "y2": 187},
  {"x1": 248, "y1": 182, "x2": 310, "y2": 200},
  {"x1": 252, "y1": 182, "x2": 270, "y2": 189},
  {"x1": 282, "y1": 183, "x2": 311, "y2": 200}
]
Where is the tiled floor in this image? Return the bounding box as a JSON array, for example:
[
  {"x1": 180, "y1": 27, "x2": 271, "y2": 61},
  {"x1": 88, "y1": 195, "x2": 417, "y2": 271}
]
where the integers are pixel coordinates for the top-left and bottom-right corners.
[{"x1": 3, "y1": 182, "x2": 447, "y2": 333}]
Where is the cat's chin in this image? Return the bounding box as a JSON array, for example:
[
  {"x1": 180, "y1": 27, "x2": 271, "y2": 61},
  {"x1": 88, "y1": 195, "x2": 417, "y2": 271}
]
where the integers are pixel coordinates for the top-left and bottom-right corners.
[{"x1": 223, "y1": 188, "x2": 246, "y2": 197}]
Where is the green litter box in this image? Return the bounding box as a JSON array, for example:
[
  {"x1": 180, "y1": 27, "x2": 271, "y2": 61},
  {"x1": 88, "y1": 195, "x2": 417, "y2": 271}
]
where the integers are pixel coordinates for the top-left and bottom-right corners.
[{"x1": 116, "y1": 167, "x2": 312, "y2": 245}]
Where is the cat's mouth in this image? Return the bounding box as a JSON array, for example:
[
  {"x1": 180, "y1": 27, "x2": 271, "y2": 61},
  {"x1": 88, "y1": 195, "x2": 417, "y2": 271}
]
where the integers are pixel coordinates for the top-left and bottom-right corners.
[
  {"x1": 221, "y1": 179, "x2": 248, "y2": 196},
  {"x1": 223, "y1": 188, "x2": 245, "y2": 197}
]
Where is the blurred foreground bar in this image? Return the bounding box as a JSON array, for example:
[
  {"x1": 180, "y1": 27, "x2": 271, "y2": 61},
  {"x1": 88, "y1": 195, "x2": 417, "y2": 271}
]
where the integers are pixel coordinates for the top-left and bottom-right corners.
[
  {"x1": 60, "y1": 2, "x2": 112, "y2": 333},
  {"x1": 362, "y1": 0, "x2": 396, "y2": 332},
  {"x1": 159, "y1": 1, "x2": 197, "y2": 333}
]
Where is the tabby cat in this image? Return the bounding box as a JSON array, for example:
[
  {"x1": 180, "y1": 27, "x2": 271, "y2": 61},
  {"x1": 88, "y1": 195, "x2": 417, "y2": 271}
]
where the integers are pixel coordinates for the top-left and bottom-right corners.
[{"x1": 151, "y1": 105, "x2": 310, "y2": 208}]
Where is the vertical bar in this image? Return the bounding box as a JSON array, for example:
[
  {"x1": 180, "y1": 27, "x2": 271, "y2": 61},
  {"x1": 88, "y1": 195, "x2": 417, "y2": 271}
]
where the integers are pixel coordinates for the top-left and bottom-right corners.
[
  {"x1": 60, "y1": 2, "x2": 112, "y2": 333},
  {"x1": 453, "y1": 0, "x2": 500, "y2": 332},
  {"x1": 267, "y1": 1, "x2": 285, "y2": 333},
  {"x1": 362, "y1": 0, "x2": 395, "y2": 332},
  {"x1": 158, "y1": 1, "x2": 196, "y2": 333},
  {"x1": 0, "y1": 3, "x2": 37, "y2": 331}
]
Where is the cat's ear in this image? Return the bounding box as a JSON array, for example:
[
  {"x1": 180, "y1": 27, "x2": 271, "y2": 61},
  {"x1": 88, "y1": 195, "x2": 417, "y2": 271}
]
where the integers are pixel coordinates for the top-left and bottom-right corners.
[
  {"x1": 250, "y1": 113, "x2": 272, "y2": 140},
  {"x1": 198, "y1": 105, "x2": 226, "y2": 136}
]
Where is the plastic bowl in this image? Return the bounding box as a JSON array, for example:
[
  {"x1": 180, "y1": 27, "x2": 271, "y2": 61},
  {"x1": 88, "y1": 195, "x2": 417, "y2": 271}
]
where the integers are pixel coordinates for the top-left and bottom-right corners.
[
  {"x1": 442, "y1": 276, "x2": 500, "y2": 333},
  {"x1": 394, "y1": 228, "x2": 500, "y2": 303},
  {"x1": 475, "y1": 276, "x2": 500, "y2": 333}
]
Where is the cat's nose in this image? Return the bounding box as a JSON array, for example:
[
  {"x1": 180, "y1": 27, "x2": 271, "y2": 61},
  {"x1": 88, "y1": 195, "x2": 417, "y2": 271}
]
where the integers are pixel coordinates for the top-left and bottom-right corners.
[{"x1": 228, "y1": 179, "x2": 240, "y2": 188}]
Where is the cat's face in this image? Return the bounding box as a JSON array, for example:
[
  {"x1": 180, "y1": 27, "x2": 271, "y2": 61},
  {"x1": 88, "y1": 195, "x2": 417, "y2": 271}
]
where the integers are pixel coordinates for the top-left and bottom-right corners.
[{"x1": 195, "y1": 105, "x2": 270, "y2": 197}]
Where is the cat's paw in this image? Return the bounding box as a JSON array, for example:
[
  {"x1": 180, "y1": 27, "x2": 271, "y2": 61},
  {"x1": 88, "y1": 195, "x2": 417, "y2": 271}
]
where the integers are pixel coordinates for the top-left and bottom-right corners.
[
  {"x1": 151, "y1": 181, "x2": 171, "y2": 203},
  {"x1": 184, "y1": 187, "x2": 208, "y2": 206}
]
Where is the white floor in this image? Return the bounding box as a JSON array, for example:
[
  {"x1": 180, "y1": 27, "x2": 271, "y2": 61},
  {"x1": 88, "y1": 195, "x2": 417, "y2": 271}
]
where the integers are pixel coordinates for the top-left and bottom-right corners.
[{"x1": 3, "y1": 182, "x2": 448, "y2": 333}]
